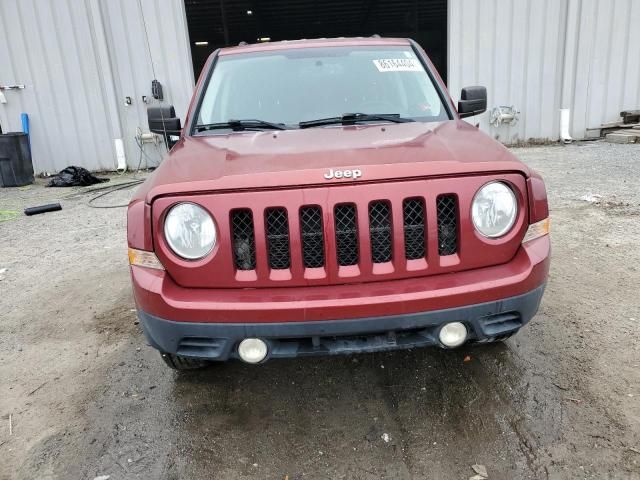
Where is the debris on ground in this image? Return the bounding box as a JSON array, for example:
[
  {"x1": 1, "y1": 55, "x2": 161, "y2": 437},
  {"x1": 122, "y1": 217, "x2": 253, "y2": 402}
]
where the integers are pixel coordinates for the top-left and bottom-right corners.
[
  {"x1": 27, "y1": 382, "x2": 47, "y2": 396},
  {"x1": 24, "y1": 203, "x2": 62, "y2": 216},
  {"x1": 469, "y1": 464, "x2": 488, "y2": 479},
  {"x1": 464, "y1": 355, "x2": 472, "y2": 363},
  {"x1": 579, "y1": 193, "x2": 632, "y2": 210},
  {"x1": 381, "y1": 433, "x2": 390, "y2": 443},
  {"x1": 606, "y1": 132, "x2": 639, "y2": 144},
  {"x1": 620, "y1": 110, "x2": 640, "y2": 124},
  {"x1": 600, "y1": 112, "x2": 640, "y2": 140},
  {"x1": 47, "y1": 166, "x2": 109, "y2": 187},
  {"x1": 92, "y1": 476, "x2": 110, "y2": 480},
  {"x1": 580, "y1": 193, "x2": 603, "y2": 204},
  {"x1": 0, "y1": 267, "x2": 6, "y2": 281}
]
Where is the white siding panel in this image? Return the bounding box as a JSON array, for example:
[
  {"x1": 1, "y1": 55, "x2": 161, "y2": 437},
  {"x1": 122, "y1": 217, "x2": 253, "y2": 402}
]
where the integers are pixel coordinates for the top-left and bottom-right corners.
[
  {"x1": 621, "y1": 1, "x2": 640, "y2": 110},
  {"x1": 0, "y1": 0, "x2": 193, "y2": 173},
  {"x1": 448, "y1": 0, "x2": 565, "y2": 143},
  {"x1": 449, "y1": 0, "x2": 640, "y2": 142},
  {"x1": 579, "y1": 0, "x2": 640, "y2": 132}
]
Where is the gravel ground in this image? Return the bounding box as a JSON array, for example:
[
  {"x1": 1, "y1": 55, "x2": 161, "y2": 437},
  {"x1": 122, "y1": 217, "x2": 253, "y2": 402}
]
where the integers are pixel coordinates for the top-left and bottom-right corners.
[{"x1": 0, "y1": 141, "x2": 639, "y2": 480}]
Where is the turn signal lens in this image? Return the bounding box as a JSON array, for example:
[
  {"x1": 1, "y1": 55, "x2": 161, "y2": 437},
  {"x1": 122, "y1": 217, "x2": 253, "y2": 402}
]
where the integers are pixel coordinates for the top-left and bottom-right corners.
[
  {"x1": 522, "y1": 217, "x2": 550, "y2": 244},
  {"x1": 128, "y1": 248, "x2": 165, "y2": 270}
]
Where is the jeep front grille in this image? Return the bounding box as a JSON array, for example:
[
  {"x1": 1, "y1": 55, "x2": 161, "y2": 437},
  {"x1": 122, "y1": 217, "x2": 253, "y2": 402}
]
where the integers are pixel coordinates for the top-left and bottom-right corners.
[
  {"x1": 230, "y1": 195, "x2": 459, "y2": 273},
  {"x1": 159, "y1": 174, "x2": 528, "y2": 289}
]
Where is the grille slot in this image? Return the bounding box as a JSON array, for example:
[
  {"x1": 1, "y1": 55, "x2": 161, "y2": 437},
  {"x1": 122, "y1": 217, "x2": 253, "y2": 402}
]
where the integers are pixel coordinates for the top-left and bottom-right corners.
[
  {"x1": 334, "y1": 204, "x2": 359, "y2": 266},
  {"x1": 403, "y1": 198, "x2": 426, "y2": 260},
  {"x1": 300, "y1": 206, "x2": 325, "y2": 268},
  {"x1": 265, "y1": 208, "x2": 291, "y2": 269},
  {"x1": 231, "y1": 209, "x2": 256, "y2": 270},
  {"x1": 369, "y1": 201, "x2": 392, "y2": 263},
  {"x1": 437, "y1": 195, "x2": 458, "y2": 256}
]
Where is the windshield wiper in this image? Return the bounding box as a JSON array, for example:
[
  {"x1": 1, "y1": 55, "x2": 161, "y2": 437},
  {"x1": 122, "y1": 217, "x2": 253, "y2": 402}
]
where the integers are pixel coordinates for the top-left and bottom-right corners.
[
  {"x1": 298, "y1": 113, "x2": 414, "y2": 129},
  {"x1": 195, "y1": 119, "x2": 287, "y2": 132}
]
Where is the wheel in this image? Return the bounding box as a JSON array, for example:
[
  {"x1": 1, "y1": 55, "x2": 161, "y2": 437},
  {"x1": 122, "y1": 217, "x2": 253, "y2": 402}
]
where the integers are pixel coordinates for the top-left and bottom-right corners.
[{"x1": 160, "y1": 353, "x2": 209, "y2": 370}]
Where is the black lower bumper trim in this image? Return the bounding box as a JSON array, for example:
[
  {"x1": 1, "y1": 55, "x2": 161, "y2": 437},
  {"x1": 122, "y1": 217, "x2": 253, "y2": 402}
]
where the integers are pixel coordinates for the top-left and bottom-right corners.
[{"x1": 139, "y1": 284, "x2": 545, "y2": 361}]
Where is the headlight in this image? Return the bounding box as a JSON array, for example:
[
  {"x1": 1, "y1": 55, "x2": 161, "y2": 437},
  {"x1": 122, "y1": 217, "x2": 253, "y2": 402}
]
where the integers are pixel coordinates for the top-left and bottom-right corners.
[
  {"x1": 471, "y1": 181, "x2": 517, "y2": 238},
  {"x1": 164, "y1": 203, "x2": 216, "y2": 259}
]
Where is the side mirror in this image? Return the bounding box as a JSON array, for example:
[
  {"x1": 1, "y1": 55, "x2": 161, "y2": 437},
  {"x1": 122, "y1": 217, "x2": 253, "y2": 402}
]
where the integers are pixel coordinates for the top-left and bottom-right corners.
[
  {"x1": 147, "y1": 106, "x2": 181, "y2": 147},
  {"x1": 458, "y1": 86, "x2": 487, "y2": 118}
]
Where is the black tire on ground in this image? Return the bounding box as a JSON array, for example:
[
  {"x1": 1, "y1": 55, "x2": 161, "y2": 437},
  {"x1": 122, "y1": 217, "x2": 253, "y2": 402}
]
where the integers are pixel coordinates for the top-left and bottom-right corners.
[{"x1": 160, "y1": 353, "x2": 209, "y2": 370}]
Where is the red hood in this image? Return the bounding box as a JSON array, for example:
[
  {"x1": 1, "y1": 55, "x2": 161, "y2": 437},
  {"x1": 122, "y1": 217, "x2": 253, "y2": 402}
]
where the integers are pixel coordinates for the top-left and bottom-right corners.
[{"x1": 133, "y1": 120, "x2": 529, "y2": 203}]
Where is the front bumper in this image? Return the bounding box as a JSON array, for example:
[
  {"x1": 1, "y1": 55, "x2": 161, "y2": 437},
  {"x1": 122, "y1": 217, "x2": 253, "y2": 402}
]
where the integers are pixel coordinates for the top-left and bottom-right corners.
[
  {"x1": 131, "y1": 235, "x2": 549, "y2": 323},
  {"x1": 139, "y1": 284, "x2": 545, "y2": 361},
  {"x1": 132, "y1": 235, "x2": 549, "y2": 361}
]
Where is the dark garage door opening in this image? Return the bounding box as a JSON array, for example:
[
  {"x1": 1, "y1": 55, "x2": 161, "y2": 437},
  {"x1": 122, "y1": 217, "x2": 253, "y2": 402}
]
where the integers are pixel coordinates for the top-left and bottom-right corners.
[{"x1": 184, "y1": 0, "x2": 448, "y2": 84}]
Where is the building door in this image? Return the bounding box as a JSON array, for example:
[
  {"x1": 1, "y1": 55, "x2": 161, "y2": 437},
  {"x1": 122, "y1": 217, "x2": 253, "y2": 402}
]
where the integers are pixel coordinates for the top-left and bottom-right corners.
[{"x1": 184, "y1": 0, "x2": 448, "y2": 83}]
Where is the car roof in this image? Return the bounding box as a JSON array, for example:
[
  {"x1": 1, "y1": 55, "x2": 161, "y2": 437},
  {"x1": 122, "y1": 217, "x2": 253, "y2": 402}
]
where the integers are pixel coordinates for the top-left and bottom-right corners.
[{"x1": 218, "y1": 37, "x2": 412, "y2": 56}]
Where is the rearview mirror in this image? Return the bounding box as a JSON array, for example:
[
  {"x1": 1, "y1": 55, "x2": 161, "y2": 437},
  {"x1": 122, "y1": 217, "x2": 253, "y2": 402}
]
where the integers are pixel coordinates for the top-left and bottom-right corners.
[
  {"x1": 458, "y1": 86, "x2": 487, "y2": 118},
  {"x1": 147, "y1": 106, "x2": 181, "y2": 147}
]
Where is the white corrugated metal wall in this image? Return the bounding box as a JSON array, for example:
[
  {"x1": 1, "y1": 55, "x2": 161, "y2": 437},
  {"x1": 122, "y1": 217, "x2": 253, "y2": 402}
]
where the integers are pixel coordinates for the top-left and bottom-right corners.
[
  {"x1": 448, "y1": 0, "x2": 640, "y2": 143},
  {"x1": 568, "y1": 0, "x2": 640, "y2": 136},
  {"x1": 0, "y1": 0, "x2": 194, "y2": 174}
]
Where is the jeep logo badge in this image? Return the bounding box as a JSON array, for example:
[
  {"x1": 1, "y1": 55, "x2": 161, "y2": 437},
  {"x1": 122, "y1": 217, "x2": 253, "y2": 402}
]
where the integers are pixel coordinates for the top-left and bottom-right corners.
[{"x1": 324, "y1": 168, "x2": 362, "y2": 180}]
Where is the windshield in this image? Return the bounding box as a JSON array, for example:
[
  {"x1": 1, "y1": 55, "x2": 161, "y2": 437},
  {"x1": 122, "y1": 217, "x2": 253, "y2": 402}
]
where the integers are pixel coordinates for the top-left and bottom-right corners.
[{"x1": 194, "y1": 45, "x2": 450, "y2": 130}]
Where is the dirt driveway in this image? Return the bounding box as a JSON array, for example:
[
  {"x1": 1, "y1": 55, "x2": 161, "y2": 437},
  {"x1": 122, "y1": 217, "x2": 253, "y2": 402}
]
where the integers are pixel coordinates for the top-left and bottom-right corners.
[{"x1": 1, "y1": 142, "x2": 639, "y2": 480}]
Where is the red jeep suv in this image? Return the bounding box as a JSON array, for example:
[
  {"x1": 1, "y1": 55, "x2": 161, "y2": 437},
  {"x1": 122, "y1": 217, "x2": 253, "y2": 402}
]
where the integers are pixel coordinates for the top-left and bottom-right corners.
[{"x1": 127, "y1": 37, "x2": 550, "y2": 369}]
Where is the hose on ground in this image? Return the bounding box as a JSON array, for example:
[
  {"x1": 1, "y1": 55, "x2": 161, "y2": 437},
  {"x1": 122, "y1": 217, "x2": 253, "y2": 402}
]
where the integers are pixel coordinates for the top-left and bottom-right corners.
[{"x1": 87, "y1": 179, "x2": 145, "y2": 209}]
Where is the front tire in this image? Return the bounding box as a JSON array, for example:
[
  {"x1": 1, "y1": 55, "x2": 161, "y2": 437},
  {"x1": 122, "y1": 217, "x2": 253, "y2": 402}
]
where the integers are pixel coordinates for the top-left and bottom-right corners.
[{"x1": 161, "y1": 353, "x2": 209, "y2": 370}]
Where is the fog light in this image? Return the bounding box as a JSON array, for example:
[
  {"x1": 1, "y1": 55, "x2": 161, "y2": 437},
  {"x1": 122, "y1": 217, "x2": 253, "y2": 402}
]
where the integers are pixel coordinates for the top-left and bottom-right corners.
[
  {"x1": 238, "y1": 338, "x2": 268, "y2": 363},
  {"x1": 439, "y1": 322, "x2": 468, "y2": 348}
]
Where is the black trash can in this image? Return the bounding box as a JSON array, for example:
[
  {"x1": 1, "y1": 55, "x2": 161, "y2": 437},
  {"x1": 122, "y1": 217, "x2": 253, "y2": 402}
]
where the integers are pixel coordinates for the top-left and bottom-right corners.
[{"x1": 0, "y1": 132, "x2": 34, "y2": 187}]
